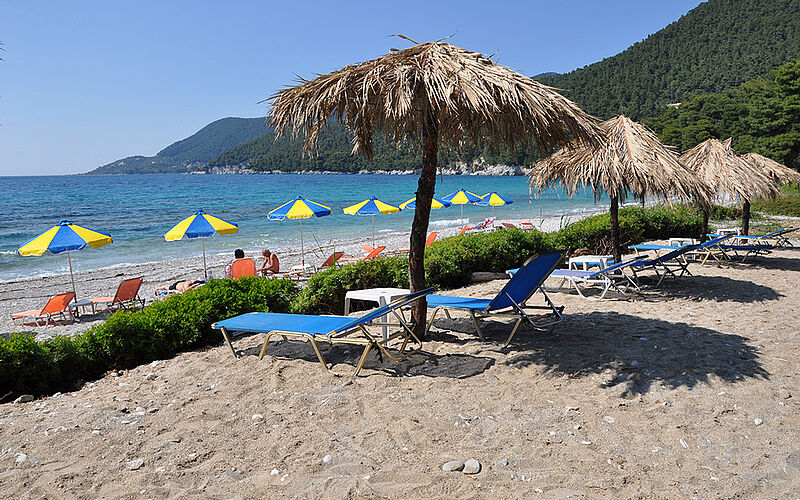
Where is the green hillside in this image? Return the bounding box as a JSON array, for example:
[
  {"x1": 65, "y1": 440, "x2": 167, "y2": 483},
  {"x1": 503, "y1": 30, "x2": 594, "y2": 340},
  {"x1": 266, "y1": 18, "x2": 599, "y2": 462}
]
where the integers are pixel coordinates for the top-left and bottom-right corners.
[
  {"x1": 538, "y1": 0, "x2": 800, "y2": 120},
  {"x1": 207, "y1": 122, "x2": 536, "y2": 173},
  {"x1": 87, "y1": 117, "x2": 267, "y2": 174},
  {"x1": 645, "y1": 58, "x2": 800, "y2": 169}
]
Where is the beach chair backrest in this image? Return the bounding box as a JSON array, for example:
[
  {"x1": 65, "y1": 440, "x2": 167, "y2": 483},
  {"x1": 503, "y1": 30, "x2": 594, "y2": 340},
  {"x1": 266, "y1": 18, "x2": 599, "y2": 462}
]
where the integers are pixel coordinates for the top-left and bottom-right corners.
[
  {"x1": 321, "y1": 252, "x2": 344, "y2": 268},
  {"x1": 361, "y1": 244, "x2": 375, "y2": 254},
  {"x1": 113, "y1": 277, "x2": 143, "y2": 303},
  {"x1": 647, "y1": 244, "x2": 700, "y2": 264},
  {"x1": 43, "y1": 291, "x2": 76, "y2": 314},
  {"x1": 487, "y1": 251, "x2": 565, "y2": 312},
  {"x1": 426, "y1": 232, "x2": 437, "y2": 247},
  {"x1": 583, "y1": 255, "x2": 647, "y2": 278},
  {"x1": 364, "y1": 246, "x2": 386, "y2": 260},
  {"x1": 699, "y1": 234, "x2": 732, "y2": 249},
  {"x1": 502, "y1": 222, "x2": 516, "y2": 229},
  {"x1": 332, "y1": 288, "x2": 434, "y2": 334},
  {"x1": 231, "y1": 258, "x2": 256, "y2": 279}
]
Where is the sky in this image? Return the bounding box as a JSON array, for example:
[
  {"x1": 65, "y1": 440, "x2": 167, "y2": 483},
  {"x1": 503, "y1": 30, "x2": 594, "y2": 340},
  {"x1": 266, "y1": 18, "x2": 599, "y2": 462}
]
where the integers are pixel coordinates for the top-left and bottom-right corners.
[{"x1": 0, "y1": 0, "x2": 704, "y2": 176}]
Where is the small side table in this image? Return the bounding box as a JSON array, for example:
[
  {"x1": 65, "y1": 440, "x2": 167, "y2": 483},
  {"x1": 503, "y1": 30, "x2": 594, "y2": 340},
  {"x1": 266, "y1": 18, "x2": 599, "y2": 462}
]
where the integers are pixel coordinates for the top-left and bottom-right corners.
[
  {"x1": 344, "y1": 287, "x2": 411, "y2": 339},
  {"x1": 568, "y1": 255, "x2": 614, "y2": 271},
  {"x1": 715, "y1": 228, "x2": 741, "y2": 236},
  {"x1": 69, "y1": 299, "x2": 95, "y2": 319},
  {"x1": 668, "y1": 237, "x2": 699, "y2": 247}
]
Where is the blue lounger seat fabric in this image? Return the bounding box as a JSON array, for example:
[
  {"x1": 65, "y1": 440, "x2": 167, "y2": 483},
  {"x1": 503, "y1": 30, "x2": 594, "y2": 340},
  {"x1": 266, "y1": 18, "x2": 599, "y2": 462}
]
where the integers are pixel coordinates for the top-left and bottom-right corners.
[
  {"x1": 629, "y1": 244, "x2": 700, "y2": 286},
  {"x1": 426, "y1": 250, "x2": 565, "y2": 346},
  {"x1": 212, "y1": 288, "x2": 432, "y2": 375},
  {"x1": 543, "y1": 256, "x2": 645, "y2": 300}
]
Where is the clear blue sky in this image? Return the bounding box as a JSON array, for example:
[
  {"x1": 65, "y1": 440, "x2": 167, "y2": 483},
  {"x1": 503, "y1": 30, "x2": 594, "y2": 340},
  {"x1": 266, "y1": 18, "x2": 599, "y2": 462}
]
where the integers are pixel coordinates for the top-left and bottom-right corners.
[{"x1": 0, "y1": 0, "x2": 704, "y2": 175}]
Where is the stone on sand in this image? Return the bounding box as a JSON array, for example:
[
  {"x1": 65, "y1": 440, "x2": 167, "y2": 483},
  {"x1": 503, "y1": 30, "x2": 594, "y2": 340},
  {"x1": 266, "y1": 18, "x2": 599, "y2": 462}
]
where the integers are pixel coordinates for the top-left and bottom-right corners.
[
  {"x1": 14, "y1": 395, "x2": 33, "y2": 404},
  {"x1": 442, "y1": 460, "x2": 464, "y2": 472},
  {"x1": 127, "y1": 458, "x2": 144, "y2": 470},
  {"x1": 463, "y1": 459, "x2": 481, "y2": 474}
]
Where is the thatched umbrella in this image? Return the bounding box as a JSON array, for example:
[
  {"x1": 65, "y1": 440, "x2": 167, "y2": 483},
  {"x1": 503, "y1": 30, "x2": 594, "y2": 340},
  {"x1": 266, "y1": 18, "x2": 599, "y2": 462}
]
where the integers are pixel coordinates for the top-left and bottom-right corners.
[
  {"x1": 268, "y1": 38, "x2": 600, "y2": 338},
  {"x1": 681, "y1": 138, "x2": 780, "y2": 236},
  {"x1": 741, "y1": 152, "x2": 800, "y2": 186},
  {"x1": 529, "y1": 115, "x2": 712, "y2": 264}
]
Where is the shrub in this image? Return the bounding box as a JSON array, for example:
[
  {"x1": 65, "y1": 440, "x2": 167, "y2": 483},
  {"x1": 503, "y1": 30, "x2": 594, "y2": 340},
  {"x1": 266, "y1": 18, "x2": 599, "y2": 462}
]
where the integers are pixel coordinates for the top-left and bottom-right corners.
[
  {"x1": 292, "y1": 257, "x2": 408, "y2": 315},
  {"x1": 752, "y1": 194, "x2": 800, "y2": 217},
  {"x1": 0, "y1": 278, "x2": 299, "y2": 398}
]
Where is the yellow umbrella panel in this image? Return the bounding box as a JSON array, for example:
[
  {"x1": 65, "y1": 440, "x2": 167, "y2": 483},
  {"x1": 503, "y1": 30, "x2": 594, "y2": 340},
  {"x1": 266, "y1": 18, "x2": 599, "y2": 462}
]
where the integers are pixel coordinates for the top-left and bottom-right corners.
[
  {"x1": 164, "y1": 210, "x2": 238, "y2": 278},
  {"x1": 343, "y1": 197, "x2": 401, "y2": 247}
]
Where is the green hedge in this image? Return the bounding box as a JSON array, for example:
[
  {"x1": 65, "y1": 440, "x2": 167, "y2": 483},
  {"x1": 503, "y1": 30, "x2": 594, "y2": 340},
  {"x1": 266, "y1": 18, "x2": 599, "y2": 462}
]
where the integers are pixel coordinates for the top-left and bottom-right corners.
[
  {"x1": 0, "y1": 278, "x2": 298, "y2": 398},
  {"x1": 752, "y1": 194, "x2": 800, "y2": 217},
  {"x1": 1, "y1": 204, "x2": 704, "y2": 399}
]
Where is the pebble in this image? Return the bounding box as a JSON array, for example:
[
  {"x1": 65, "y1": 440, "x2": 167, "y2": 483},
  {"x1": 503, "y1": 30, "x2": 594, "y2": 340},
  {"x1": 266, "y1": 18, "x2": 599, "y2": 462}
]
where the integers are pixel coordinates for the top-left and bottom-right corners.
[
  {"x1": 680, "y1": 439, "x2": 689, "y2": 449},
  {"x1": 127, "y1": 458, "x2": 144, "y2": 470},
  {"x1": 150, "y1": 360, "x2": 161, "y2": 368},
  {"x1": 147, "y1": 408, "x2": 159, "y2": 414},
  {"x1": 581, "y1": 441, "x2": 592, "y2": 445},
  {"x1": 639, "y1": 337, "x2": 648, "y2": 342},
  {"x1": 252, "y1": 414, "x2": 265, "y2": 422},
  {"x1": 500, "y1": 458, "x2": 509, "y2": 467},
  {"x1": 322, "y1": 454, "x2": 333, "y2": 464},
  {"x1": 15, "y1": 453, "x2": 27, "y2": 464},
  {"x1": 13, "y1": 395, "x2": 34, "y2": 404},
  {"x1": 92, "y1": 430, "x2": 102, "y2": 436},
  {"x1": 442, "y1": 460, "x2": 464, "y2": 472},
  {"x1": 573, "y1": 424, "x2": 581, "y2": 430},
  {"x1": 155, "y1": 466, "x2": 166, "y2": 473},
  {"x1": 630, "y1": 361, "x2": 639, "y2": 367},
  {"x1": 603, "y1": 416, "x2": 615, "y2": 423},
  {"x1": 463, "y1": 459, "x2": 481, "y2": 474},
  {"x1": 271, "y1": 469, "x2": 280, "y2": 476},
  {"x1": 754, "y1": 418, "x2": 763, "y2": 426},
  {"x1": 166, "y1": 438, "x2": 181, "y2": 444},
  {"x1": 145, "y1": 373, "x2": 158, "y2": 381}
]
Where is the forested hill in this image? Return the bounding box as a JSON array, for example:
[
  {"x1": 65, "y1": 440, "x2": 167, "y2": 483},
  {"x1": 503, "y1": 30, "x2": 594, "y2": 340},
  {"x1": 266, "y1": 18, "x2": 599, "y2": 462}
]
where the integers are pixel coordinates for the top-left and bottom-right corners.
[
  {"x1": 538, "y1": 0, "x2": 800, "y2": 120},
  {"x1": 645, "y1": 58, "x2": 800, "y2": 169},
  {"x1": 86, "y1": 117, "x2": 267, "y2": 174},
  {"x1": 206, "y1": 122, "x2": 536, "y2": 173}
]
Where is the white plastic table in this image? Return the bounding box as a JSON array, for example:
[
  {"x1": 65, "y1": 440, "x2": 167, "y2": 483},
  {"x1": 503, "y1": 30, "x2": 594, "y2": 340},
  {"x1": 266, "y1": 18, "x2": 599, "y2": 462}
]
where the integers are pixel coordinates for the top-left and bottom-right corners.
[
  {"x1": 344, "y1": 287, "x2": 411, "y2": 339},
  {"x1": 668, "y1": 237, "x2": 699, "y2": 247},
  {"x1": 568, "y1": 255, "x2": 614, "y2": 271},
  {"x1": 69, "y1": 299, "x2": 95, "y2": 318},
  {"x1": 716, "y1": 228, "x2": 741, "y2": 236}
]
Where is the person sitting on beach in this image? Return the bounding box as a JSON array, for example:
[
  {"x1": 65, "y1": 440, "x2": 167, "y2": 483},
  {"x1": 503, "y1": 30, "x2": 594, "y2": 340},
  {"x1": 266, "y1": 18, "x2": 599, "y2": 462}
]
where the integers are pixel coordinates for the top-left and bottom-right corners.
[
  {"x1": 224, "y1": 248, "x2": 246, "y2": 278},
  {"x1": 258, "y1": 248, "x2": 280, "y2": 275},
  {"x1": 154, "y1": 279, "x2": 205, "y2": 296}
]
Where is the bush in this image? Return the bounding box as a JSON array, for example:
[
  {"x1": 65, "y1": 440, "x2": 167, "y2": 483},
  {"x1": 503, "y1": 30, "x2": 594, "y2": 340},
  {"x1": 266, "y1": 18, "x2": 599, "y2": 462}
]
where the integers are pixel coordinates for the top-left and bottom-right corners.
[
  {"x1": 752, "y1": 194, "x2": 800, "y2": 217},
  {"x1": 424, "y1": 228, "x2": 552, "y2": 288},
  {"x1": 0, "y1": 278, "x2": 299, "y2": 398},
  {"x1": 292, "y1": 257, "x2": 408, "y2": 315}
]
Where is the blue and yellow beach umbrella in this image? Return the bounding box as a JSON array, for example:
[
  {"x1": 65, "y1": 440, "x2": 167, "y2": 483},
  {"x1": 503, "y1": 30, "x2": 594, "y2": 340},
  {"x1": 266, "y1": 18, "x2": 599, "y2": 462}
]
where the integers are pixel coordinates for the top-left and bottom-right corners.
[
  {"x1": 399, "y1": 197, "x2": 452, "y2": 210},
  {"x1": 477, "y1": 192, "x2": 514, "y2": 217},
  {"x1": 268, "y1": 196, "x2": 332, "y2": 267},
  {"x1": 442, "y1": 189, "x2": 483, "y2": 223},
  {"x1": 164, "y1": 210, "x2": 238, "y2": 279},
  {"x1": 343, "y1": 196, "x2": 401, "y2": 247},
  {"x1": 18, "y1": 219, "x2": 113, "y2": 296}
]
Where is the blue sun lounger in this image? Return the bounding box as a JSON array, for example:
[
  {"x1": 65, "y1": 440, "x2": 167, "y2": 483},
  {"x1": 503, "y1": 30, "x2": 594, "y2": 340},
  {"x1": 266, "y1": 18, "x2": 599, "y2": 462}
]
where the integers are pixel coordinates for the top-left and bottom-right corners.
[
  {"x1": 628, "y1": 243, "x2": 700, "y2": 286},
  {"x1": 212, "y1": 288, "x2": 432, "y2": 375},
  {"x1": 631, "y1": 235, "x2": 733, "y2": 265},
  {"x1": 711, "y1": 227, "x2": 799, "y2": 248},
  {"x1": 513, "y1": 255, "x2": 646, "y2": 301},
  {"x1": 425, "y1": 251, "x2": 565, "y2": 346}
]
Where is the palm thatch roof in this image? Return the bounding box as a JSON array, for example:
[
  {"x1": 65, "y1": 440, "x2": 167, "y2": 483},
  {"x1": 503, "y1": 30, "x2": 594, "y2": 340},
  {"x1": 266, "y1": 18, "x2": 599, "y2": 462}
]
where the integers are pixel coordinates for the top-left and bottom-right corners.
[
  {"x1": 680, "y1": 138, "x2": 781, "y2": 201},
  {"x1": 268, "y1": 39, "x2": 601, "y2": 158},
  {"x1": 741, "y1": 152, "x2": 800, "y2": 186},
  {"x1": 528, "y1": 115, "x2": 711, "y2": 204}
]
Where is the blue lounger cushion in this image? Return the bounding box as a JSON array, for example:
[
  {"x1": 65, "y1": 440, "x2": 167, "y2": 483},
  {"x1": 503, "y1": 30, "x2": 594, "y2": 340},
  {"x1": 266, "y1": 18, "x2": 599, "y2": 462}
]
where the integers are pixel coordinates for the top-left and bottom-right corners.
[
  {"x1": 213, "y1": 312, "x2": 357, "y2": 337},
  {"x1": 426, "y1": 296, "x2": 493, "y2": 310}
]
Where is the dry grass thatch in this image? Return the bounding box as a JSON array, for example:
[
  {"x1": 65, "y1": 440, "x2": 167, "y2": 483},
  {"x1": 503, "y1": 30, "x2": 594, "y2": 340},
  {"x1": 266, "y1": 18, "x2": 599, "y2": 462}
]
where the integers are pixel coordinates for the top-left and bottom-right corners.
[
  {"x1": 741, "y1": 152, "x2": 800, "y2": 186},
  {"x1": 528, "y1": 115, "x2": 712, "y2": 204},
  {"x1": 267, "y1": 39, "x2": 601, "y2": 157},
  {"x1": 681, "y1": 138, "x2": 781, "y2": 201}
]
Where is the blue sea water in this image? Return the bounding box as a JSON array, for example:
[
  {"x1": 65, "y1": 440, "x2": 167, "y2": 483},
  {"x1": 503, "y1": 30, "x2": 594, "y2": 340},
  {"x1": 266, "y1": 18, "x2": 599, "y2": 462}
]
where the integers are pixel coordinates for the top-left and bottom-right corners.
[{"x1": 0, "y1": 174, "x2": 607, "y2": 282}]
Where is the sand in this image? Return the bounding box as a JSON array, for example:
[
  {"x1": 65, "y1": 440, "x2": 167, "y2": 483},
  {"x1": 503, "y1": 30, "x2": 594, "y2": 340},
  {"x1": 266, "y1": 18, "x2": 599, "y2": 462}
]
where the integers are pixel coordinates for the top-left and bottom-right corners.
[
  {"x1": 1, "y1": 236, "x2": 800, "y2": 497},
  {"x1": 0, "y1": 215, "x2": 586, "y2": 341}
]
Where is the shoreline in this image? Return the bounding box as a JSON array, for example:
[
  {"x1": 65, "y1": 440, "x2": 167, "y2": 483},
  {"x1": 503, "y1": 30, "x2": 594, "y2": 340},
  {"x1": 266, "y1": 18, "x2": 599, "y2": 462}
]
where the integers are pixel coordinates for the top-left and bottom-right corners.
[{"x1": 0, "y1": 212, "x2": 597, "y2": 341}]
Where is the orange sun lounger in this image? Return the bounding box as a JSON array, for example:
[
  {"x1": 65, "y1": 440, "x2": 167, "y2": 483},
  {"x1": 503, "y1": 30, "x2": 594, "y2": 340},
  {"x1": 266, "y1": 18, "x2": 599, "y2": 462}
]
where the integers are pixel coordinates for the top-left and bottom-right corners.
[
  {"x1": 90, "y1": 277, "x2": 145, "y2": 313},
  {"x1": 11, "y1": 291, "x2": 76, "y2": 326}
]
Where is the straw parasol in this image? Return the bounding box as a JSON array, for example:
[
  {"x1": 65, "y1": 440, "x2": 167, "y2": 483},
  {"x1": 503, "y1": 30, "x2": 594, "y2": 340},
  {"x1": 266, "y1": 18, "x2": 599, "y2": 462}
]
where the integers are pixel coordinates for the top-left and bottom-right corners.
[
  {"x1": 529, "y1": 115, "x2": 712, "y2": 263},
  {"x1": 681, "y1": 138, "x2": 780, "y2": 236},
  {"x1": 268, "y1": 37, "x2": 601, "y2": 338},
  {"x1": 741, "y1": 152, "x2": 800, "y2": 186}
]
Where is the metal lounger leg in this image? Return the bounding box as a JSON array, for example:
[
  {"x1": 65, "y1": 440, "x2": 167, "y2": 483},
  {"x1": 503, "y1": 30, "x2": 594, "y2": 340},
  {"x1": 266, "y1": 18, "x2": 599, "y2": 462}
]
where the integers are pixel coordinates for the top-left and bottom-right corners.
[
  {"x1": 468, "y1": 309, "x2": 484, "y2": 340},
  {"x1": 220, "y1": 327, "x2": 238, "y2": 359}
]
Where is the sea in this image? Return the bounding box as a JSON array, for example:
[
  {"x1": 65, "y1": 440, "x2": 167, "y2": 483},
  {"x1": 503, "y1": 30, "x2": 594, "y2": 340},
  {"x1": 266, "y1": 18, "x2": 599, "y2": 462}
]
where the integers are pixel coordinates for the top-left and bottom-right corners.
[{"x1": 0, "y1": 174, "x2": 609, "y2": 282}]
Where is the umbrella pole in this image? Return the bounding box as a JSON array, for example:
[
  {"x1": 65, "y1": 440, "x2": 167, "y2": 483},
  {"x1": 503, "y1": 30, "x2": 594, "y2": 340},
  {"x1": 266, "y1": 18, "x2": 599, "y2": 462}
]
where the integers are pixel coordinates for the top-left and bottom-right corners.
[
  {"x1": 300, "y1": 219, "x2": 304, "y2": 267},
  {"x1": 67, "y1": 251, "x2": 77, "y2": 298},
  {"x1": 202, "y1": 238, "x2": 207, "y2": 279},
  {"x1": 460, "y1": 205, "x2": 464, "y2": 225},
  {"x1": 372, "y1": 215, "x2": 375, "y2": 247}
]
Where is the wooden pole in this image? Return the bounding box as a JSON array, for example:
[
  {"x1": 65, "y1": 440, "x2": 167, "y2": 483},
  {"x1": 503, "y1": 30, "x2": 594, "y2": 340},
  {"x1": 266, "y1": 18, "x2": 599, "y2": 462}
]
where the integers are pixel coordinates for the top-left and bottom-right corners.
[
  {"x1": 742, "y1": 199, "x2": 751, "y2": 236},
  {"x1": 610, "y1": 196, "x2": 622, "y2": 264}
]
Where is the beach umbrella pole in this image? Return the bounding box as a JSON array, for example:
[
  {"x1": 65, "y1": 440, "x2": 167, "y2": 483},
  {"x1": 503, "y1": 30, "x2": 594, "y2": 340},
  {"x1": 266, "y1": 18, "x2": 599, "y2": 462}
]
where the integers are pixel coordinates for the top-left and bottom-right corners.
[
  {"x1": 372, "y1": 215, "x2": 375, "y2": 247},
  {"x1": 67, "y1": 251, "x2": 77, "y2": 298},
  {"x1": 202, "y1": 238, "x2": 207, "y2": 279},
  {"x1": 300, "y1": 219, "x2": 304, "y2": 267}
]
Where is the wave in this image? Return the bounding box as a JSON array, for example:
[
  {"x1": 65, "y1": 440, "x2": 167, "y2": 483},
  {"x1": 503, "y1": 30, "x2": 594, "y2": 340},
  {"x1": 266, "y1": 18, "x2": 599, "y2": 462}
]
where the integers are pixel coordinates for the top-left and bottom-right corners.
[{"x1": 429, "y1": 218, "x2": 468, "y2": 228}]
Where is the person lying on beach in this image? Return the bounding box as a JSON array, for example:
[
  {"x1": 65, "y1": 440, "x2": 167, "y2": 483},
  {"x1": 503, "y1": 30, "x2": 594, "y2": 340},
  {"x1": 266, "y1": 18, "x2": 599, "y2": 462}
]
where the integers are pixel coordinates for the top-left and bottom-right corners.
[
  {"x1": 154, "y1": 279, "x2": 205, "y2": 296},
  {"x1": 224, "y1": 249, "x2": 246, "y2": 278},
  {"x1": 258, "y1": 248, "x2": 280, "y2": 275}
]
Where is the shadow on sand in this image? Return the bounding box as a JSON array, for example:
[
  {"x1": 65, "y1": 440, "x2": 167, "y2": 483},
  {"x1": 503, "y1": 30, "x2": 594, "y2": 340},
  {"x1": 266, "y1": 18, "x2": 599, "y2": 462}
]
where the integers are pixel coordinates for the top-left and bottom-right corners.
[
  {"x1": 642, "y1": 274, "x2": 783, "y2": 303},
  {"x1": 498, "y1": 311, "x2": 768, "y2": 397}
]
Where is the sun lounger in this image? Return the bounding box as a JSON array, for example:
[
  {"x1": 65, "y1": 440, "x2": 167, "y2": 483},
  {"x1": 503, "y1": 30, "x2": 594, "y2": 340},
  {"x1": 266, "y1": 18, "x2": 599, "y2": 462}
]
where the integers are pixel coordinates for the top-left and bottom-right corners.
[
  {"x1": 711, "y1": 227, "x2": 798, "y2": 248},
  {"x1": 510, "y1": 256, "x2": 646, "y2": 301},
  {"x1": 231, "y1": 258, "x2": 256, "y2": 279},
  {"x1": 212, "y1": 288, "x2": 432, "y2": 375},
  {"x1": 717, "y1": 242, "x2": 774, "y2": 262},
  {"x1": 392, "y1": 232, "x2": 437, "y2": 256},
  {"x1": 90, "y1": 277, "x2": 145, "y2": 313},
  {"x1": 425, "y1": 251, "x2": 565, "y2": 346},
  {"x1": 628, "y1": 244, "x2": 700, "y2": 286},
  {"x1": 11, "y1": 291, "x2": 76, "y2": 326},
  {"x1": 631, "y1": 235, "x2": 732, "y2": 265},
  {"x1": 339, "y1": 246, "x2": 386, "y2": 263}
]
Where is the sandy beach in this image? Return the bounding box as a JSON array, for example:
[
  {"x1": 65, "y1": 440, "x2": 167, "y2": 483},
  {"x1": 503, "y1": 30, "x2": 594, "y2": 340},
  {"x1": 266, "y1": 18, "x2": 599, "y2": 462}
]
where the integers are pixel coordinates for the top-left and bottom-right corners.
[
  {"x1": 0, "y1": 214, "x2": 589, "y2": 341},
  {"x1": 1, "y1": 238, "x2": 799, "y2": 497}
]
